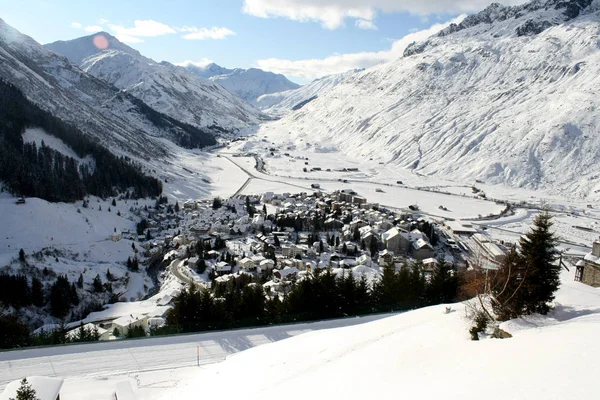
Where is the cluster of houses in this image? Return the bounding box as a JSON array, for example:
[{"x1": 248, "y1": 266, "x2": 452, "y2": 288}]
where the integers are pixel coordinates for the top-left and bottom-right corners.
[{"x1": 167, "y1": 190, "x2": 502, "y2": 289}]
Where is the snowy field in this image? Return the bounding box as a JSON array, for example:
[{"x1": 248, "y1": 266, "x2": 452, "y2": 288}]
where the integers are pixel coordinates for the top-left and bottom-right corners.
[
  {"x1": 2, "y1": 270, "x2": 599, "y2": 399},
  {"x1": 0, "y1": 314, "x2": 390, "y2": 399}
]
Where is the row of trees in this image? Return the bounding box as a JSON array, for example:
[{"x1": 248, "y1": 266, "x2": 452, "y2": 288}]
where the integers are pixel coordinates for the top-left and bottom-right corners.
[
  {"x1": 0, "y1": 79, "x2": 163, "y2": 203},
  {"x1": 162, "y1": 261, "x2": 458, "y2": 334}
]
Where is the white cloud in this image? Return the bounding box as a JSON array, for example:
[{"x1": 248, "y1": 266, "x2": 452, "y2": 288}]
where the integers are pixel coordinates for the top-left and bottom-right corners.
[
  {"x1": 98, "y1": 18, "x2": 110, "y2": 24},
  {"x1": 255, "y1": 15, "x2": 465, "y2": 81},
  {"x1": 355, "y1": 19, "x2": 377, "y2": 30},
  {"x1": 243, "y1": 0, "x2": 526, "y2": 29},
  {"x1": 109, "y1": 19, "x2": 176, "y2": 37},
  {"x1": 70, "y1": 22, "x2": 82, "y2": 28},
  {"x1": 180, "y1": 27, "x2": 236, "y2": 40},
  {"x1": 84, "y1": 25, "x2": 104, "y2": 33},
  {"x1": 175, "y1": 58, "x2": 214, "y2": 68}
]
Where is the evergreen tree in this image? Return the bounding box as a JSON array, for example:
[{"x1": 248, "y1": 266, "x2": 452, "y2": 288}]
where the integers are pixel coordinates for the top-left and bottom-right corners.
[
  {"x1": 369, "y1": 237, "x2": 378, "y2": 257},
  {"x1": 92, "y1": 274, "x2": 103, "y2": 293},
  {"x1": 70, "y1": 283, "x2": 79, "y2": 306},
  {"x1": 9, "y1": 378, "x2": 39, "y2": 400},
  {"x1": 31, "y1": 277, "x2": 44, "y2": 307},
  {"x1": 519, "y1": 212, "x2": 560, "y2": 315},
  {"x1": 18, "y1": 249, "x2": 25, "y2": 263},
  {"x1": 492, "y1": 212, "x2": 560, "y2": 319},
  {"x1": 50, "y1": 275, "x2": 72, "y2": 318},
  {"x1": 77, "y1": 273, "x2": 84, "y2": 289}
]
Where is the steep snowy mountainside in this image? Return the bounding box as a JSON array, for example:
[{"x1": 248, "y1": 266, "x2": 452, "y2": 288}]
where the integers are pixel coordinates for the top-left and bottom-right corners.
[
  {"x1": 0, "y1": 19, "x2": 209, "y2": 158},
  {"x1": 185, "y1": 62, "x2": 300, "y2": 104},
  {"x1": 255, "y1": 69, "x2": 363, "y2": 117},
  {"x1": 44, "y1": 31, "x2": 140, "y2": 65},
  {"x1": 264, "y1": 0, "x2": 600, "y2": 199},
  {"x1": 46, "y1": 33, "x2": 267, "y2": 130}
]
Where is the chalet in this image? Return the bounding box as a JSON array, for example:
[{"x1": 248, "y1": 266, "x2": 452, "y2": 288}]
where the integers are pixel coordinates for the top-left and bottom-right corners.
[
  {"x1": 187, "y1": 257, "x2": 199, "y2": 269},
  {"x1": 399, "y1": 230, "x2": 425, "y2": 254},
  {"x1": 215, "y1": 262, "x2": 232, "y2": 275},
  {"x1": 382, "y1": 227, "x2": 402, "y2": 254},
  {"x1": 378, "y1": 250, "x2": 394, "y2": 266},
  {"x1": 576, "y1": 239, "x2": 600, "y2": 287},
  {"x1": 238, "y1": 257, "x2": 256, "y2": 271},
  {"x1": 259, "y1": 259, "x2": 275, "y2": 272},
  {"x1": 422, "y1": 258, "x2": 438, "y2": 273},
  {"x1": 412, "y1": 238, "x2": 435, "y2": 260},
  {"x1": 1, "y1": 377, "x2": 63, "y2": 400}
]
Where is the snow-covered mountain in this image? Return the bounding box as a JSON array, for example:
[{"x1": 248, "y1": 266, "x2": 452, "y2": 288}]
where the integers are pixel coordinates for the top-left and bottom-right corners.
[
  {"x1": 45, "y1": 33, "x2": 267, "y2": 131},
  {"x1": 184, "y1": 62, "x2": 234, "y2": 79},
  {"x1": 0, "y1": 18, "x2": 209, "y2": 158},
  {"x1": 263, "y1": 0, "x2": 600, "y2": 199},
  {"x1": 255, "y1": 69, "x2": 364, "y2": 117},
  {"x1": 184, "y1": 62, "x2": 301, "y2": 104}
]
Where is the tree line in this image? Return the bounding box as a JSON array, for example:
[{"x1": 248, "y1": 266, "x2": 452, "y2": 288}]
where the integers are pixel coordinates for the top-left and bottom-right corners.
[
  {"x1": 159, "y1": 260, "x2": 458, "y2": 334},
  {"x1": 0, "y1": 79, "x2": 162, "y2": 202}
]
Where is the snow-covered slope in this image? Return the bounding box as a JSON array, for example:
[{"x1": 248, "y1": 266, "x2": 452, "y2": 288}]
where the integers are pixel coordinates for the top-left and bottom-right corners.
[
  {"x1": 45, "y1": 33, "x2": 267, "y2": 131},
  {"x1": 162, "y1": 270, "x2": 600, "y2": 400},
  {"x1": 0, "y1": 19, "x2": 208, "y2": 158},
  {"x1": 261, "y1": 0, "x2": 600, "y2": 199},
  {"x1": 185, "y1": 62, "x2": 301, "y2": 104},
  {"x1": 255, "y1": 69, "x2": 363, "y2": 117}
]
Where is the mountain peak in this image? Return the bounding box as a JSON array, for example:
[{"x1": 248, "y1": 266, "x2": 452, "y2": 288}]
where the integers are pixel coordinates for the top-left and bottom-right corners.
[
  {"x1": 45, "y1": 32, "x2": 141, "y2": 65},
  {"x1": 437, "y1": 0, "x2": 595, "y2": 39}
]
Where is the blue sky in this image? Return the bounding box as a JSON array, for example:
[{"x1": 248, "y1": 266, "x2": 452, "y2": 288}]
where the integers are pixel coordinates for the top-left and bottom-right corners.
[{"x1": 2, "y1": 0, "x2": 525, "y2": 83}]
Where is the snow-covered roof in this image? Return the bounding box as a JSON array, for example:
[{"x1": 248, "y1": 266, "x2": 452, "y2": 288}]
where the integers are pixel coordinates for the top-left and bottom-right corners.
[
  {"x1": 113, "y1": 314, "x2": 147, "y2": 327},
  {"x1": 412, "y1": 238, "x2": 433, "y2": 250},
  {"x1": 382, "y1": 227, "x2": 400, "y2": 240}
]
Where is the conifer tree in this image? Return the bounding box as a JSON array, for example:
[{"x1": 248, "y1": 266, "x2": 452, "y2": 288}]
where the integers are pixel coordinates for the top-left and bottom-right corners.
[
  {"x1": 31, "y1": 277, "x2": 44, "y2": 307},
  {"x1": 10, "y1": 378, "x2": 39, "y2": 400},
  {"x1": 492, "y1": 212, "x2": 559, "y2": 319}
]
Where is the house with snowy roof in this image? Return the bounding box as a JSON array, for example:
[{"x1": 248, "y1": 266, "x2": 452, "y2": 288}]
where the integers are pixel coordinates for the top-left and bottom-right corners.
[
  {"x1": 399, "y1": 230, "x2": 425, "y2": 254},
  {"x1": 412, "y1": 238, "x2": 435, "y2": 260},
  {"x1": 382, "y1": 227, "x2": 402, "y2": 254},
  {"x1": 378, "y1": 250, "x2": 394, "y2": 266},
  {"x1": 576, "y1": 239, "x2": 600, "y2": 287},
  {"x1": 238, "y1": 257, "x2": 256, "y2": 271}
]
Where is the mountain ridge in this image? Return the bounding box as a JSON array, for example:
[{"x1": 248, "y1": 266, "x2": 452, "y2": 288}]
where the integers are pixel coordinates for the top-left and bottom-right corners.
[
  {"x1": 261, "y1": 0, "x2": 600, "y2": 199},
  {"x1": 44, "y1": 33, "x2": 267, "y2": 132},
  {"x1": 184, "y1": 62, "x2": 301, "y2": 104}
]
